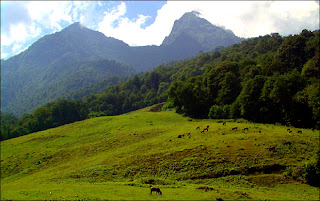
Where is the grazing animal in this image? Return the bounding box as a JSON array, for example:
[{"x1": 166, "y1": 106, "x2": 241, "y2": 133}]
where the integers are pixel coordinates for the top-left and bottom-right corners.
[
  {"x1": 150, "y1": 187, "x2": 162, "y2": 195},
  {"x1": 287, "y1": 128, "x2": 291, "y2": 132},
  {"x1": 284, "y1": 141, "x2": 292, "y2": 145},
  {"x1": 196, "y1": 126, "x2": 200, "y2": 130},
  {"x1": 201, "y1": 130, "x2": 205, "y2": 133},
  {"x1": 203, "y1": 127, "x2": 208, "y2": 132},
  {"x1": 243, "y1": 127, "x2": 248, "y2": 131},
  {"x1": 232, "y1": 127, "x2": 238, "y2": 130},
  {"x1": 222, "y1": 122, "x2": 226, "y2": 126},
  {"x1": 268, "y1": 146, "x2": 276, "y2": 152},
  {"x1": 289, "y1": 130, "x2": 292, "y2": 133},
  {"x1": 297, "y1": 130, "x2": 302, "y2": 134}
]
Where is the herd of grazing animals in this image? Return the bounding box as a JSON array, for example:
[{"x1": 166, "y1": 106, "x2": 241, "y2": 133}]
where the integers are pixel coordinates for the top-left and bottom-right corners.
[
  {"x1": 176, "y1": 123, "x2": 309, "y2": 141},
  {"x1": 176, "y1": 122, "x2": 310, "y2": 154},
  {"x1": 151, "y1": 122, "x2": 315, "y2": 195}
]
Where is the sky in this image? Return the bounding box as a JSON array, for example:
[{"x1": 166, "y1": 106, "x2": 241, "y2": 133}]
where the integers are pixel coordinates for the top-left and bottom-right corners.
[{"x1": 1, "y1": 1, "x2": 319, "y2": 60}]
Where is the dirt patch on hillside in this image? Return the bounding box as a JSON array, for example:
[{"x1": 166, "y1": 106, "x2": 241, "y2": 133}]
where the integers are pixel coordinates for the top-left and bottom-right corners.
[
  {"x1": 244, "y1": 164, "x2": 286, "y2": 175},
  {"x1": 247, "y1": 174, "x2": 294, "y2": 187},
  {"x1": 149, "y1": 103, "x2": 165, "y2": 112}
]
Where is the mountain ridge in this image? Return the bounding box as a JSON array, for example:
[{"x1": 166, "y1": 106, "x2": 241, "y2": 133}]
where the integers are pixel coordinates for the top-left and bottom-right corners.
[
  {"x1": 162, "y1": 12, "x2": 243, "y2": 51},
  {"x1": 1, "y1": 12, "x2": 244, "y2": 116}
]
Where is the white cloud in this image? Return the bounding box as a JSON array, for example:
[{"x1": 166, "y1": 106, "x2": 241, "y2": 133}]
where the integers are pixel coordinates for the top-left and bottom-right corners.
[
  {"x1": 98, "y1": 1, "x2": 319, "y2": 47},
  {"x1": 1, "y1": 52, "x2": 8, "y2": 59},
  {"x1": 182, "y1": 1, "x2": 319, "y2": 38},
  {"x1": 98, "y1": 2, "x2": 189, "y2": 46},
  {"x1": 9, "y1": 23, "x2": 29, "y2": 43},
  {"x1": 27, "y1": 1, "x2": 73, "y2": 31},
  {"x1": 98, "y1": 2, "x2": 153, "y2": 46},
  {"x1": 12, "y1": 43, "x2": 22, "y2": 52}
]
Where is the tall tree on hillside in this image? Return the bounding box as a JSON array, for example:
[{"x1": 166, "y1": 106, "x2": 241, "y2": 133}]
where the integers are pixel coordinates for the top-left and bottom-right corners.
[{"x1": 237, "y1": 75, "x2": 267, "y2": 122}]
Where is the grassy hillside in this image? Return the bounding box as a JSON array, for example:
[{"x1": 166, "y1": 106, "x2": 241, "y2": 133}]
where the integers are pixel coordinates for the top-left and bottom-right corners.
[{"x1": 1, "y1": 105, "x2": 319, "y2": 200}]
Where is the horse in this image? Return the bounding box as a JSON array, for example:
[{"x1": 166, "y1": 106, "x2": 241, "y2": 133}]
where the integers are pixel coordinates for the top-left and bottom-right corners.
[{"x1": 150, "y1": 187, "x2": 162, "y2": 195}]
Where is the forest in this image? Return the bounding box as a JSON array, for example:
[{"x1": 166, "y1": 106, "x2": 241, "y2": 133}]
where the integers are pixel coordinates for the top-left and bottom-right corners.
[{"x1": 1, "y1": 29, "x2": 319, "y2": 141}]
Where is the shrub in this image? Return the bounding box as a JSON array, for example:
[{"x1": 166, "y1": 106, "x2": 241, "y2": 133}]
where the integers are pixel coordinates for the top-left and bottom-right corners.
[
  {"x1": 302, "y1": 150, "x2": 320, "y2": 186},
  {"x1": 208, "y1": 105, "x2": 231, "y2": 119}
]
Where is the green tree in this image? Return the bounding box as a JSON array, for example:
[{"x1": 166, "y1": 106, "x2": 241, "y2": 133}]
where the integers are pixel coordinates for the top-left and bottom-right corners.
[
  {"x1": 216, "y1": 71, "x2": 240, "y2": 105},
  {"x1": 237, "y1": 75, "x2": 267, "y2": 122}
]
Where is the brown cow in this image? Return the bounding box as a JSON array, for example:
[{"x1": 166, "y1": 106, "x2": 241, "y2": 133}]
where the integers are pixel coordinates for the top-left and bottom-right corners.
[
  {"x1": 243, "y1": 127, "x2": 248, "y2": 131},
  {"x1": 222, "y1": 122, "x2": 226, "y2": 126},
  {"x1": 232, "y1": 127, "x2": 238, "y2": 130},
  {"x1": 150, "y1": 187, "x2": 162, "y2": 195},
  {"x1": 268, "y1": 146, "x2": 276, "y2": 152}
]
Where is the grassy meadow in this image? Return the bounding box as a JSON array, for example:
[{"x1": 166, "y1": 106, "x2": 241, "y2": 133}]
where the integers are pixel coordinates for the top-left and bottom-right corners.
[{"x1": 1, "y1": 105, "x2": 319, "y2": 200}]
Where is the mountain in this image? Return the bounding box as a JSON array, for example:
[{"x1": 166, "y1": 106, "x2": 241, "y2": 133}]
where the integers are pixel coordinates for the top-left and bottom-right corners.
[
  {"x1": 162, "y1": 11, "x2": 243, "y2": 51},
  {"x1": 1, "y1": 12, "x2": 244, "y2": 116}
]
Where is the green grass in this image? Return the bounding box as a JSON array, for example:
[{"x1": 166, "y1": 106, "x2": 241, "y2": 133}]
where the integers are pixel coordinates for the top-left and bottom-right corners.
[{"x1": 1, "y1": 105, "x2": 319, "y2": 200}]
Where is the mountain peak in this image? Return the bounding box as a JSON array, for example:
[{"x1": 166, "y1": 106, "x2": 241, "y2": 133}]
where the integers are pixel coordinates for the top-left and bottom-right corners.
[
  {"x1": 162, "y1": 11, "x2": 243, "y2": 51},
  {"x1": 180, "y1": 11, "x2": 201, "y2": 20},
  {"x1": 60, "y1": 22, "x2": 89, "y2": 33}
]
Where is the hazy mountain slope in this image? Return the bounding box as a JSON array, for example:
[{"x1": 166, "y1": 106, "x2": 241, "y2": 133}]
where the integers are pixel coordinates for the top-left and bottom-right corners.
[
  {"x1": 1, "y1": 59, "x2": 134, "y2": 116},
  {"x1": 162, "y1": 11, "x2": 243, "y2": 51},
  {"x1": 1, "y1": 12, "x2": 244, "y2": 116}
]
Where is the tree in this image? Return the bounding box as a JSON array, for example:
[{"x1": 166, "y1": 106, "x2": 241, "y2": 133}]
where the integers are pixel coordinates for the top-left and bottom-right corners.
[
  {"x1": 273, "y1": 34, "x2": 307, "y2": 73},
  {"x1": 33, "y1": 107, "x2": 51, "y2": 131},
  {"x1": 237, "y1": 75, "x2": 267, "y2": 122},
  {"x1": 216, "y1": 71, "x2": 241, "y2": 105}
]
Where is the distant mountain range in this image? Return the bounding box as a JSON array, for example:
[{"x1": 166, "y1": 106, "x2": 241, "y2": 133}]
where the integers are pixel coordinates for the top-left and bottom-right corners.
[{"x1": 1, "y1": 11, "x2": 244, "y2": 116}]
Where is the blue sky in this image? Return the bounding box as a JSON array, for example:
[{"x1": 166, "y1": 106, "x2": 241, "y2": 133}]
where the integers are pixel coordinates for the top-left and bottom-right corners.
[{"x1": 1, "y1": 1, "x2": 319, "y2": 60}]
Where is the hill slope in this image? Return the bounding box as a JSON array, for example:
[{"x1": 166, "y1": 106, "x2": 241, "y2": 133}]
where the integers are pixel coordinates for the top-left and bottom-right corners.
[{"x1": 1, "y1": 106, "x2": 319, "y2": 200}]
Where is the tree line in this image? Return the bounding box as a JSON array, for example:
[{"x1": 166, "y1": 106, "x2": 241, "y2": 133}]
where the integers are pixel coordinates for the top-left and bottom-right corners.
[
  {"x1": 1, "y1": 29, "x2": 319, "y2": 141},
  {"x1": 168, "y1": 29, "x2": 319, "y2": 128}
]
